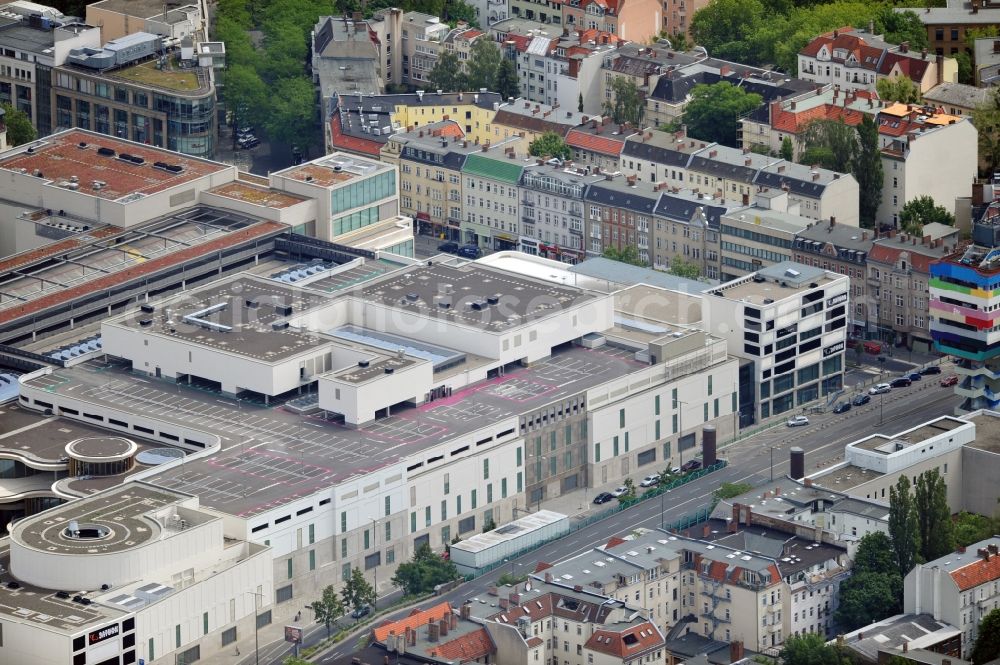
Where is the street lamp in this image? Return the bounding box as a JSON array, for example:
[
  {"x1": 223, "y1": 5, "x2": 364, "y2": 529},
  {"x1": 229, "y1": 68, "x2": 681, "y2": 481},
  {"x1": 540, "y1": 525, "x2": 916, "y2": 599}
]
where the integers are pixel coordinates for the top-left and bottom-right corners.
[
  {"x1": 769, "y1": 446, "x2": 776, "y2": 482},
  {"x1": 246, "y1": 590, "x2": 264, "y2": 665}
]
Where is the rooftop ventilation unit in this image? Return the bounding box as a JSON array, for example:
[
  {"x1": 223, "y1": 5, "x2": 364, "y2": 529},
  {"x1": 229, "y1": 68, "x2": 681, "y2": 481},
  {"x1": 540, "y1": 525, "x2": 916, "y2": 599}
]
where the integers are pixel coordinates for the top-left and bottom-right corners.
[
  {"x1": 138, "y1": 318, "x2": 153, "y2": 327},
  {"x1": 140, "y1": 304, "x2": 155, "y2": 313},
  {"x1": 96, "y1": 147, "x2": 115, "y2": 157},
  {"x1": 487, "y1": 294, "x2": 500, "y2": 304},
  {"x1": 275, "y1": 304, "x2": 293, "y2": 316},
  {"x1": 384, "y1": 367, "x2": 395, "y2": 374},
  {"x1": 784, "y1": 268, "x2": 801, "y2": 278},
  {"x1": 358, "y1": 360, "x2": 370, "y2": 368},
  {"x1": 272, "y1": 321, "x2": 289, "y2": 330}
]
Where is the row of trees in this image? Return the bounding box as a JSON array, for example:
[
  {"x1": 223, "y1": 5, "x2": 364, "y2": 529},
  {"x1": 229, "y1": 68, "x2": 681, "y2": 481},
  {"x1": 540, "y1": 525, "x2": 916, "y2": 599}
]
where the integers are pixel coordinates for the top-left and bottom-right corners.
[
  {"x1": 307, "y1": 567, "x2": 377, "y2": 637},
  {"x1": 428, "y1": 40, "x2": 520, "y2": 98},
  {"x1": 690, "y1": 0, "x2": 928, "y2": 75}
]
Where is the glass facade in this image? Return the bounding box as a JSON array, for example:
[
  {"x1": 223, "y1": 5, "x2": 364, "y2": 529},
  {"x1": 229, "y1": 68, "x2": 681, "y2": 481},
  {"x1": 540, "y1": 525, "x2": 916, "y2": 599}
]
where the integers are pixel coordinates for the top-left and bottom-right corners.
[
  {"x1": 332, "y1": 205, "x2": 380, "y2": 237},
  {"x1": 331, "y1": 171, "x2": 396, "y2": 215}
]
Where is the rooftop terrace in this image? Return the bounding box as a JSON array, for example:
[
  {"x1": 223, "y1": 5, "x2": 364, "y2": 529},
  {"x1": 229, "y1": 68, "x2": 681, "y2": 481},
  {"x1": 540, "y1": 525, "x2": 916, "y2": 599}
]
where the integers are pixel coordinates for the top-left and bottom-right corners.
[
  {"x1": 274, "y1": 152, "x2": 390, "y2": 187},
  {"x1": 0, "y1": 130, "x2": 231, "y2": 202},
  {"x1": 102, "y1": 56, "x2": 207, "y2": 93},
  {"x1": 207, "y1": 181, "x2": 307, "y2": 209}
]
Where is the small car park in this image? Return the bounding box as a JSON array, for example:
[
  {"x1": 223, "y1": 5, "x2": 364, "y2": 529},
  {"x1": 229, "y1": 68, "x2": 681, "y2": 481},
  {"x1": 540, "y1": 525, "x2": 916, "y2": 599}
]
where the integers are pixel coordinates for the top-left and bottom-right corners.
[{"x1": 787, "y1": 415, "x2": 810, "y2": 427}]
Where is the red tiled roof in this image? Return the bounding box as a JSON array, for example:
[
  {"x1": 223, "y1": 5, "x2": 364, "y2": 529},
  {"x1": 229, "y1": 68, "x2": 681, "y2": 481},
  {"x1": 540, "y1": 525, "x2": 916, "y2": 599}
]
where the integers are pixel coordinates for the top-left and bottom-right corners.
[
  {"x1": 950, "y1": 553, "x2": 1000, "y2": 591},
  {"x1": 584, "y1": 622, "x2": 663, "y2": 658},
  {"x1": 329, "y1": 113, "x2": 383, "y2": 157},
  {"x1": 505, "y1": 34, "x2": 532, "y2": 52},
  {"x1": 428, "y1": 627, "x2": 495, "y2": 662},
  {"x1": 373, "y1": 602, "x2": 452, "y2": 643},
  {"x1": 799, "y1": 27, "x2": 856, "y2": 59},
  {"x1": 869, "y1": 240, "x2": 954, "y2": 274},
  {"x1": 462, "y1": 29, "x2": 483, "y2": 39},
  {"x1": 772, "y1": 103, "x2": 866, "y2": 134},
  {"x1": 493, "y1": 594, "x2": 554, "y2": 622},
  {"x1": 0, "y1": 221, "x2": 284, "y2": 325},
  {"x1": 879, "y1": 52, "x2": 929, "y2": 83},
  {"x1": 526, "y1": 637, "x2": 544, "y2": 648},
  {"x1": 566, "y1": 129, "x2": 625, "y2": 156},
  {"x1": 605, "y1": 535, "x2": 627, "y2": 549}
]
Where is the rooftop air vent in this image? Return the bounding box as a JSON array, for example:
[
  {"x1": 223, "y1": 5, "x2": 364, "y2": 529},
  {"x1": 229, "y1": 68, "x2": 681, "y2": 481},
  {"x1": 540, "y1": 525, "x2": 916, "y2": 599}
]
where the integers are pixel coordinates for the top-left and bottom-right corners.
[
  {"x1": 272, "y1": 321, "x2": 289, "y2": 330},
  {"x1": 406, "y1": 292, "x2": 419, "y2": 301},
  {"x1": 140, "y1": 304, "x2": 155, "y2": 313},
  {"x1": 138, "y1": 318, "x2": 153, "y2": 327},
  {"x1": 358, "y1": 360, "x2": 370, "y2": 368},
  {"x1": 275, "y1": 305, "x2": 293, "y2": 316},
  {"x1": 384, "y1": 367, "x2": 395, "y2": 374},
  {"x1": 487, "y1": 294, "x2": 500, "y2": 305},
  {"x1": 97, "y1": 147, "x2": 115, "y2": 157}
]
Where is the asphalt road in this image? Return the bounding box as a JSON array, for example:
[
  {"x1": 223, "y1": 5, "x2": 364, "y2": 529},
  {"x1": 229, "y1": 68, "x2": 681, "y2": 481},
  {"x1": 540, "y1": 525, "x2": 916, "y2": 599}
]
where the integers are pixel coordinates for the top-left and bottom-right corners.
[{"x1": 242, "y1": 380, "x2": 960, "y2": 665}]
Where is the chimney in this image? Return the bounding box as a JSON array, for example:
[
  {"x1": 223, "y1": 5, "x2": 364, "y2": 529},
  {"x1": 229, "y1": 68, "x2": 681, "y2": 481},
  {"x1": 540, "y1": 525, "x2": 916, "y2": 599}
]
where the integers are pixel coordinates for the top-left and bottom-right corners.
[
  {"x1": 990, "y1": 544, "x2": 999, "y2": 554},
  {"x1": 790, "y1": 447, "x2": 805, "y2": 480},
  {"x1": 778, "y1": 165, "x2": 785, "y2": 174},
  {"x1": 900, "y1": 41, "x2": 909, "y2": 54},
  {"x1": 545, "y1": 572, "x2": 553, "y2": 583},
  {"x1": 509, "y1": 592, "x2": 521, "y2": 606},
  {"x1": 703, "y1": 523, "x2": 711, "y2": 538},
  {"x1": 709, "y1": 150, "x2": 717, "y2": 158},
  {"x1": 813, "y1": 172, "x2": 820, "y2": 181},
  {"x1": 461, "y1": 602, "x2": 472, "y2": 620},
  {"x1": 957, "y1": 545, "x2": 967, "y2": 554},
  {"x1": 409, "y1": 627, "x2": 417, "y2": 646},
  {"x1": 831, "y1": 216, "x2": 836, "y2": 226},
  {"x1": 943, "y1": 660, "x2": 951, "y2": 665},
  {"x1": 791, "y1": 100, "x2": 796, "y2": 110},
  {"x1": 730, "y1": 503, "x2": 740, "y2": 532},
  {"x1": 574, "y1": 584, "x2": 583, "y2": 592},
  {"x1": 602, "y1": 116, "x2": 611, "y2": 125},
  {"x1": 730, "y1": 641, "x2": 745, "y2": 662},
  {"x1": 450, "y1": 612, "x2": 457, "y2": 630},
  {"x1": 440, "y1": 618, "x2": 449, "y2": 637},
  {"x1": 862, "y1": 231, "x2": 868, "y2": 240},
  {"x1": 937, "y1": 54, "x2": 945, "y2": 85},
  {"x1": 428, "y1": 620, "x2": 440, "y2": 642},
  {"x1": 500, "y1": 597, "x2": 510, "y2": 609},
  {"x1": 922, "y1": 47, "x2": 927, "y2": 60},
  {"x1": 903, "y1": 643, "x2": 908, "y2": 653}
]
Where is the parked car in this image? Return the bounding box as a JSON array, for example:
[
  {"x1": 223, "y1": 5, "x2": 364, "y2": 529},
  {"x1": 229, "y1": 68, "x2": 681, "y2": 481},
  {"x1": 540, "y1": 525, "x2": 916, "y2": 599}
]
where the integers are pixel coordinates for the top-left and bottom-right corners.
[
  {"x1": 670, "y1": 466, "x2": 681, "y2": 475},
  {"x1": 852, "y1": 394, "x2": 872, "y2": 406},
  {"x1": 890, "y1": 377, "x2": 912, "y2": 388},
  {"x1": 920, "y1": 365, "x2": 942, "y2": 375},
  {"x1": 681, "y1": 459, "x2": 703, "y2": 472},
  {"x1": 639, "y1": 474, "x2": 661, "y2": 487},
  {"x1": 592, "y1": 492, "x2": 614, "y2": 504},
  {"x1": 610, "y1": 486, "x2": 629, "y2": 497},
  {"x1": 940, "y1": 375, "x2": 959, "y2": 387},
  {"x1": 237, "y1": 136, "x2": 260, "y2": 149},
  {"x1": 437, "y1": 241, "x2": 459, "y2": 254},
  {"x1": 907, "y1": 372, "x2": 923, "y2": 381},
  {"x1": 787, "y1": 415, "x2": 810, "y2": 427},
  {"x1": 351, "y1": 605, "x2": 371, "y2": 619},
  {"x1": 236, "y1": 126, "x2": 254, "y2": 136},
  {"x1": 832, "y1": 402, "x2": 852, "y2": 414},
  {"x1": 864, "y1": 341, "x2": 883, "y2": 354},
  {"x1": 457, "y1": 244, "x2": 481, "y2": 259},
  {"x1": 869, "y1": 383, "x2": 892, "y2": 395}
]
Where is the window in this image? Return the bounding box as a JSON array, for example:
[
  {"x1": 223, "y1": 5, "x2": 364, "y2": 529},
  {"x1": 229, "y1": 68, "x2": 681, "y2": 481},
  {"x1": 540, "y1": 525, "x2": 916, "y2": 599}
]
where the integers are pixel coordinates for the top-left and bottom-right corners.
[
  {"x1": 385, "y1": 496, "x2": 391, "y2": 516},
  {"x1": 410, "y1": 512, "x2": 416, "y2": 533},
  {"x1": 287, "y1": 558, "x2": 293, "y2": 579},
  {"x1": 309, "y1": 550, "x2": 316, "y2": 571},
  {"x1": 221, "y1": 627, "x2": 237, "y2": 647},
  {"x1": 425, "y1": 506, "x2": 431, "y2": 527},
  {"x1": 341, "y1": 512, "x2": 347, "y2": 533},
  {"x1": 484, "y1": 459, "x2": 489, "y2": 479}
]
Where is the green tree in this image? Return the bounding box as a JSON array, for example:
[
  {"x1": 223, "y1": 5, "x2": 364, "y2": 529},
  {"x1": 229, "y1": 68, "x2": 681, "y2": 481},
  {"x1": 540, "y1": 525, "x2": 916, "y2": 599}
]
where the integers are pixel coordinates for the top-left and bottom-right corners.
[
  {"x1": 261, "y1": 20, "x2": 308, "y2": 81},
  {"x1": 971, "y1": 608, "x2": 1000, "y2": 665},
  {"x1": 284, "y1": 657, "x2": 313, "y2": 665},
  {"x1": 683, "y1": 81, "x2": 762, "y2": 146},
  {"x1": 876, "y1": 75, "x2": 921, "y2": 104},
  {"x1": 428, "y1": 50, "x2": 467, "y2": 93},
  {"x1": 578, "y1": 92, "x2": 584, "y2": 113},
  {"x1": 853, "y1": 115, "x2": 884, "y2": 228},
  {"x1": 852, "y1": 532, "x2": 897, "y2": 575},
  {"x1": 973, "y1": 89, "x2": 1000, "y2": 177},
  {"x1": 309, "y1": 585, "x2": 345, "y2": 638},
  {"x1": 221, "y1": 64, "x2": 268, "y2": 146},
  {"x1": 263, "y1": 77, "x2": 318, "y2": 154},
  {"x1": 889, "y1": 474, "x2": 920, "y2": 577},
  {"x1": 874, "y1": 7, "x2": 929, "y2": 51},
  {"x1": 834, "y1": 571, "x2": 903, "y2": 632},
  {"x1": 603, "y1": 245, "x2": 644, "y2": 266},
  {"x1": 914, "y1": 469, "x2": 955, "y2": 562},
  {"x1": 496, "y1": 59, "x2": 520, "y2": 99},
  {"x1": 689, "y1": 0, "x2": 767, "y2": 64},
  {"x1": 618, "y1": 477, "x2": 637, "y2": 505},
  {"x1": 390, "y1": 544, "x2": 459, "y2": 596},
  {"x1": 603, "y1": 76, "x2": 645, "y2": 126},
  {"x1": 780, "y1": 136, "x2": 794, "y2": 161},
  {"x1": 668, "y1": 256, "x2": 700, "y2": 279},
  {"x1": 956, "y1": 52, "x2": 974, "y2": 85},
  {"x1": 444, "y1": 0, "x2": 479, "y2": 27},
  {"x1": 713, "y1": 482, "x2": 752, "y2": 500},
  {"x1": 899, "y1": 195, "x2": 955, "y2": 235},
  {"x1": 529, "y1": 131, "x2": 571, "y2": 160},
  {"x1": 954, "y1": 511, "x2": 1000, "y2": 548},
  {"x1": 466, "y1": 38, "x2": 503, "y2": 91},
  {"x1": 801, "y1": 118, "x2": 857, "y2": 173},
  {"x1": 342, "y1": 567, "x2": 377, "y2": 617},
  {"x1": 779, "y1": 632, "x2": 850, "y2": 665},
  {"x1": 0, "y1": 103, "x2": 36, "y2": 147}
]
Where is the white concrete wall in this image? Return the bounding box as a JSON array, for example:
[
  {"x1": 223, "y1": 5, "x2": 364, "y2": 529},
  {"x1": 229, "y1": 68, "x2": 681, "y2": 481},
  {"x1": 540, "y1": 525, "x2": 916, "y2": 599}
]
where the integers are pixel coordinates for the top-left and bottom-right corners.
[
  {"x1": 0, "y1": 614, "x2": 73, "y2": 665},
  {"x1": 198, "y1": 190, "x2": 316, "y2": 226},
  {"x1": 318, "y1": 357, "x2": 433, "y2": 425}
]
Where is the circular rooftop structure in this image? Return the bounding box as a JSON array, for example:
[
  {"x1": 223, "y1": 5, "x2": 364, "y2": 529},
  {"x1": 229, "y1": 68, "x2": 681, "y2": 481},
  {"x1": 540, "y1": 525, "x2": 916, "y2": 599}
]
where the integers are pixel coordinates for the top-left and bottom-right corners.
[{"x1": 64, "y1": 436, "x2": 138, "y2": 477}]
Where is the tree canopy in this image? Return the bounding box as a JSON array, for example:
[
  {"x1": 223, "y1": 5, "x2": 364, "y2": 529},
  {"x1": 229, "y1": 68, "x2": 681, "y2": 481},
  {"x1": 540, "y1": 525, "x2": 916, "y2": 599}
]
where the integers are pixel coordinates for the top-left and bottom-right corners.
[
  {"x1": 853, "y1": 532, "x2": 897, "y2": 575},
  {"x1": 853, "y1": 115, "x2": 883, "y2": 227},
  {"x1": 669, "y1": 256, "x2": 701, "y2": 279},
  {"x1": 0, "y1": 104, "x2": 36, "y2": 147},
  {"x1": 466, "y1": 39, "x2": 503, "y2": 92},
  {"x1": 390, "y1": 544, "x2": 459, "y2": 596},
  {"x1": 342, "y1": 567, "x2": 376, "y2": 616},
  {"x1": 713, "y1": 482, "x2": 752, "y2": 500},
  {"x1": 497, "y1": 59, "x2": 520, "y2": 99},
  {"x1": 833, "y1": 532, "x2": 904, "y2": 631},
  {"x1": 801, "y1": 119, "x2": 857, "y2": 173},
  {"x1": 603, "y1": 245, "x2": 645, "y2": 266},
  {"x1": 876, "y1": 75, "x2": 922, "y2": 104},
  {"x1": 604, "y1": 76, "x2": 645, "y2": 126},
  {"x1": 889, "y1": 474, "x2": 920, "y2": 578},
  {"x1": 779, "y1": 633, "x2": 851, "y2": 665},
  {"x1": 428, "y1": 50, "x2": 467, "y2": 93},
  {"x1": 954, "y1": 512, "x2": 1000, "y2": 548},
  {"x1": 914, "y1": 468, "x2": 955, "y2": 562},
  {"x1": 972, "y1": 88, "x2": 1000, "y2": 178},
  {"x1": 529, "y1": 132, "x2": 572, "y2": 160},
  {"x1": 899, "y1": 196, "x2": 955, "y2": 236},
  {"x1": 309, "y1": 585, "x2": 345, "y2": 637},
  {"x1": 683, "y1": 81, "x2": 762, "y2": 146},
  {"x1": 971, "y1": 609, "x2": 1000, "y2": 665}
]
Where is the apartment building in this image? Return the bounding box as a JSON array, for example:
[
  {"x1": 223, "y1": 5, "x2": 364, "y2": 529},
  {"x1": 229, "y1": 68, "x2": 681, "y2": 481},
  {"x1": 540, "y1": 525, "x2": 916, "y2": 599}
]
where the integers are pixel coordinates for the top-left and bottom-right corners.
[
  {"x1": 798, "y1": 27, "x2": 957, "y2": 94},
  {"x1": 508, "y1": 0, "x2": 562, "y2": 24},
  {"x1": 869, "y1": 224, "x2": 960, "y2": 351},
  {"x1": 381, "y1": 121, "x2": 478, "y2": 241},
  {"x1": 875, "y1": 103, "x2": 977, "y2": 224},
  {"x1": 584, "y1": 174, "x2": 659, "y2": 260},
  {"x1": 461, "y1": 148, "x2": 525, "y2": 250},
  {"x1": 895, "y1": 0, "x2": 1000, "y2": 58},
  {"x1": 661, "y1": 0, "x2": 708, "y2": 37},
  {"x1": 905, "y1": 539, "x2": 1000, "y2": 658},
  {"x1": 86, "y1": 0, "x2": 202, "y2": 42},
  {"x1": 651, "y1": 188, "x2": 732, "y2": 279},
  {"x1": 519, "y1": 161, "x2": 604, "y2": 263},
  {"x1": 442, "y1": 25, "x2": 485, "y2": 73},
  {"x1": 921, "y1": 82, "x2": 991, "y2": 118},
  {"x1": 561, "y1": 0, "x2": 662, "y2": 44},
  {"x1": 702, "y1": 262, "x2": 849, "y2": 423},
  {"x1": 491, "y1": 98, "x2": 588, "y2": 146},
  {"x1": 793, "y1": 222, "x2": 874, "y2": 337},
  {"x1": 739, "y1": 87, "x2": 877, "y2": 160},
  {"x1": 930, "y1": 209, "x2": 1000, "y2": 410},
  {"x1": 311, "y1": 15, "x2": 383, "y2": 111},
  {"x1": 567, "y1": 117, "x2": 636, "y2": 171},
  {"x1": 368, "y1": 10, "x2": 449, "y2": 88}
]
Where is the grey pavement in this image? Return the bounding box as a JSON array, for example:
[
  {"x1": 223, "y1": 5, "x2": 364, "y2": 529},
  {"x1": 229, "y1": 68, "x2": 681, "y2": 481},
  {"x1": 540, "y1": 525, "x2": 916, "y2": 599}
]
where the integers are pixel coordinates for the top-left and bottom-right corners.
[{"x1": 210, "y1": 377, "x2": 962, "y2": 665}]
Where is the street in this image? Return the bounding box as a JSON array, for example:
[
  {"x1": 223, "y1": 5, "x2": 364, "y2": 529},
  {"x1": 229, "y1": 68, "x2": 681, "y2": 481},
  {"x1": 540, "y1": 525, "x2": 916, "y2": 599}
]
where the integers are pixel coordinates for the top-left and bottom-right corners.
[{"x1": 229, "y1": 377, "x2": 960, "y2": 665}]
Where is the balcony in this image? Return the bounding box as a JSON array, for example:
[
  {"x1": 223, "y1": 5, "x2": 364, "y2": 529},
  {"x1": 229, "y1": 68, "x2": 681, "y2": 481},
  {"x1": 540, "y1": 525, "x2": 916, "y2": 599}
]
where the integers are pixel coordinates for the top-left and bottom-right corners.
[{"x1": 521, "y1": 199, "x2": 534, "y2": 207}]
